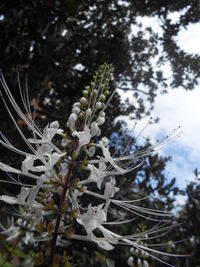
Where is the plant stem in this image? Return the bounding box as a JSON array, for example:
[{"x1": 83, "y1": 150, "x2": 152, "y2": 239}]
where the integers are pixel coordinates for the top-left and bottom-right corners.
[{"x1": 49, "y1": 163, "x2": 73, "y2": 264}]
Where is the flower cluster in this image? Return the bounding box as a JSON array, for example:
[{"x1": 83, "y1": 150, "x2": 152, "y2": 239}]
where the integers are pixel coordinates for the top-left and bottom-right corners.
[{"x1": 0, "y1": 64, "x2": 182, "y2": 266}]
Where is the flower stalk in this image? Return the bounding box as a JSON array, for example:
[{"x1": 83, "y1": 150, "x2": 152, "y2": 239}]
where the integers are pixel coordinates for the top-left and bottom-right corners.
[{"x1": 49, "y1": 162, "x2": 73, "y2": 264}]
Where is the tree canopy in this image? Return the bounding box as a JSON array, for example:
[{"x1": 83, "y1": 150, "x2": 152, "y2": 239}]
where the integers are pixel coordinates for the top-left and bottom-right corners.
[{"x1": 0, "y1": 1, "x2": 200, "y2": 266}]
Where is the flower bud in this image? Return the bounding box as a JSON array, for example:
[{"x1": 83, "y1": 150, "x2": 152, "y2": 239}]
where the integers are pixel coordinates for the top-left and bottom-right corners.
[
  {"x1": 135, "y1": 249, "x2": 139, "y2": 255},
  {"x1": 137, "y1": 258, "x2": 142, "y2": 267},
  {"x1": 90, "y1": 82, "x2": 95, "y2": 88},
  {"x1": 130, "y1": 247, "x2": 135, "y2": 254},
  {"x1": 97, "y1": 116, "x2": 105, "y2": 126},
  {"x1": 67, "y1": 113, "x2": 77, "y2": 129},
  {"x1": 143, "y1": 251, "x2": 149, "y2": 258},
  {"x1": 99, "y1": 111, "x2": 105, "y2": 117},
  {"x1": 92, "y1": 89, "x2": 98, "y2": 97},
  {"x1": 80, "y1": 97, "x2": 88, "y2": 104},
  {"x1": 90, "y1": 122, "x2": 99, "y2": 137},
  {"x1": 72, "y1": 106, "x2": 80, "y2": 114},
  {"x1": 96, "y1": 127, "x2": 101, "y2": 136},
  {"x1": 96, "y1": 102, "x2": 102, "y2": 109},
  {"x1": 104, "y1": 90, "x2": 110, "y2": 96},
  {"x1": 83, "y1": 90, "x2": 89, "y2": 97},
  {"x1": 99, "y1": 94, "x2": 106, "y2": 101},
  {"x1": 50, "y1": 120, "x2": 59, "y2": 129},
  {"x1": 143, "y1": 260, "x2": 149, "y2": 267},
  {"x1": 127, "y1": 256, "x2": 134, "y2": 266},
  {"x1": 86, "y1": 108, "x2": 92, "y2": 117},
  {"x1": 17, "y1": 218, "x2": 22, "y2": 226},
  {"x1": 101, "y1": 137, "x2": 109, "y2": 147},
  {"x1": 73, "y1": 102, "x2": 80, "y2": 107}
]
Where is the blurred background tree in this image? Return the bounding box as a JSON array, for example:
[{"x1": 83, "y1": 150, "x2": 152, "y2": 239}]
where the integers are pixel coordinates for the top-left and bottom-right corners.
[{"x1": 0, "y1": 0, "x2": 199, "y2": 266}]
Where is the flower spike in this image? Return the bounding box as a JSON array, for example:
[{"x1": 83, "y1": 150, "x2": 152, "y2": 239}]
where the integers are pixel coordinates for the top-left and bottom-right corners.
[{"x1": 0, "y1": 64, "x2": 184, "y2": 267}]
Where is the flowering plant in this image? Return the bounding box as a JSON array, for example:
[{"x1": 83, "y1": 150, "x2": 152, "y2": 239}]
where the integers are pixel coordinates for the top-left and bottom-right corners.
[{"x1": 0, "y1": 64, "x2": 183, "y2": 267}]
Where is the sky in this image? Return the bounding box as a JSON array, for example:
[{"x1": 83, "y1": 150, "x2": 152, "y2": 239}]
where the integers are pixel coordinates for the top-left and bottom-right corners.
[{"x1": 118, "y1": 14, "x2": 200, "y2": 199}]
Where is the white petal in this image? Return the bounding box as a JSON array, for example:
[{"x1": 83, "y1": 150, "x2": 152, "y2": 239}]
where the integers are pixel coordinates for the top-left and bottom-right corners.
[
  {"x1": 0, "y1": 195, "x2": 17, "y2": 204},
  {"x1": 21, "y1": 155, "x2": 34, "y2": 173},
  {"x1": 61, "y1": 138, "x2": 69, "y2": 148},
  {"x1": 73, "y1": 125, "x2": 91, "y2": 154},
  {"x1": 50, "y1": 120, "x2": 59, "y2": 129},
  {"x1": 87, "y1": 147, "x2": 95, "y2": 157},
  {"x1": 48, "y1": 152, "x2": 61, "y2": 168},
  {"x1": 106, "y1": 258, "x2": 115, "y2": 267},
  {"x1": 17, "y1": 187, "x2": 30, "y2": 203},
  {"x1": 104, "y1": 178, "x2": 119, "y2": 199},
  {"x1": 28, "y1": 138, "x2": 45, "y2": 144},
  {"x1": 101, "y1": 137, "x2": 109, "y2": 147},
  {"x1": 87, "y1": 163, "x2": 106, "y2": 189},
  {"x1": 26, "y1": 186, "x2": 40, "y2": 204},
  {"x1": 96, "y1": 239, "x2": 114, "y2": 250},
  {"x1": 99, "y1": 226, "x2": 118, "y2": 245}
]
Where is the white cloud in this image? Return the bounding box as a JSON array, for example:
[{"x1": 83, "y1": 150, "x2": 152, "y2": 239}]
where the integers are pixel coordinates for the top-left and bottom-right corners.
[
  {"x1": 120, "y1": 17, "x2": 200, "y2": 192},
  {"x1": 120, "y1": 87, "x2": 200, "y2": 189},
  {"x1": 177, "y1": 23, "x2": 200, "y2": 54}
]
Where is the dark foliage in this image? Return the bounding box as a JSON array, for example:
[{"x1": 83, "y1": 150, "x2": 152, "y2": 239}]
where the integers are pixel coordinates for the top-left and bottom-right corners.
[{"x1": 0, "y1": 1, "x2": 199, "y2": 266}]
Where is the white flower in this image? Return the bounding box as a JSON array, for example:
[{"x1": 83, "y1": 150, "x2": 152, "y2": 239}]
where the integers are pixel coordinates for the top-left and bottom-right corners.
[
  {"x1": 0, "y1": 185, "x2": 42, "y2": 208},
  {"x1": 22, "y1": 155, "x2": 48, "y2": 173},
  {"x1": 24, "y1": 232, "x2": 35, "y2": 245},
  {"x1": 87, "y1": 162, "x2": 107, "y2": 189},
  {"x1": 72, "y1": 125, "x2": 91, "y2": 155},
  {"x1": 2, "y1": 225, "x2": 20, "y2": 241},
  {"x1": 71, "y1": 187, "x2": 86, "y2": 209},
  {"x1": 28, "y1": 121, "x2": 63, "y2": 144},
  {"x1": 21, "y1": 143, "x2": 63, "y2": 176},
  {"x1": 77, "y1": 203, "x2": 106, "y2": 234},
  {"x1": 99, "y1": 140, "x2": 126, "y2": 173},
  {"x1": 104, "y1": 178, "x2": 119, "y2": 199},
  {"x1": 76, "y1": 203, "x2": 119, "y2": 250}
]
